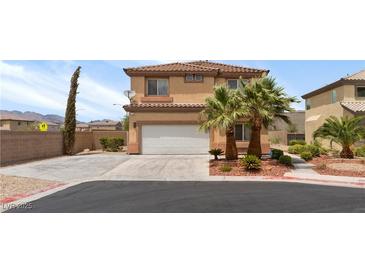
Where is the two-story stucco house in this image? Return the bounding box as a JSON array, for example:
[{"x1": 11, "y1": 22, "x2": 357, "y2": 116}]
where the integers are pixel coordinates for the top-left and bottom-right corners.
[
  {"x1": 302, "y1": 69, "x2": 365, "y2": 146},
  {"x1": 123, "y1": 61, "x2": 269, "y2": 155}
]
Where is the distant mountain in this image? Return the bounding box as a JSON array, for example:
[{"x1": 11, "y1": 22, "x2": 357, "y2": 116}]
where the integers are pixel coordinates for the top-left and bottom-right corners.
[{"x1": 0, "y1": 110, "x2": 65, "y2": 124}]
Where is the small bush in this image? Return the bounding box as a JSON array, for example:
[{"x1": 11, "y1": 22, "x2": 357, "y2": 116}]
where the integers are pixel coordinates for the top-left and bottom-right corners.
[
  {"x1": 271, "y1": 149, "x2": 284, "y2": 160},
  {"x1": 209, "y1": 148, "x2": 224, "y2": 160},
  {"x1": 317, "y1": 163, "x2": 327, "y2": 170},
  {"x1": 99, "y1": 137, "x2": 109, "y2": 150},
  {"x1": 355, "y1": 146, "x2": 365, "y2": 157},
  {"x1": 289, "y1": 139, "x2": 306, "y2": 146},
  {"x1": 240, "y1": 155, "x2": 261, "y2": 170},
  {"x1": 219, "y1": 164, "x2": 232, "y2": 172},
  {"x1": 305, "y1": 144, "x2": 320, "y2": 157},
  {"x1": 288, "y1": 144, "x2": 305, "y2": 154},
  {"x1": 279, "y1": 155, "x2": 292, "y2": 165},
  {"x1": 300, "y1": 151, "x2": 313, "y2": 161},
  {"x1": 99, "y1": 137, "x2": 124, "y2": 152}
]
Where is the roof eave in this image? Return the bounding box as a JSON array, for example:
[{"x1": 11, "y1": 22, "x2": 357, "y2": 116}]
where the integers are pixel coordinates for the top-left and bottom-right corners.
[{"x1": 302, "y1": 79, "x2": 365, "y2": 99}]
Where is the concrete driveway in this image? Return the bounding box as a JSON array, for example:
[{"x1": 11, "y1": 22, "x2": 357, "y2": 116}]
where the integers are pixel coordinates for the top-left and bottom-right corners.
[{"x1": 0, "y1": 154, "x2": 210, "y2": 183}]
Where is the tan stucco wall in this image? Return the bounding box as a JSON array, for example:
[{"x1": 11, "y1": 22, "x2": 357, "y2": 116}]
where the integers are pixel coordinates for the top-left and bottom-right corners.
[
  {"x1": 128, "y1": 74, "x2": 269, "y2": 154},
  {"x1": 131, "y1": 75, "x2": 259, "y2": 104},
  {"x1": 127, "y1": 111, "x2": 269, "y2": 154},
  {"x1": 131, "y1": 76, "x2": 216, "y2": 104},
  {"x1": 304, "y1": 84, "x2": 360, "y2": 147},
  {"x1": 304, "y1": 102, "x2": 355, "y2": 147}
]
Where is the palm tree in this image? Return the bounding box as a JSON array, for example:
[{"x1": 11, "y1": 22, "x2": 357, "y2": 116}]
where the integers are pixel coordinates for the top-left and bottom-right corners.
[
  {"x1": 313, "y1": 116, "x2": 365, "y2": 158},
  {"x1": 239, "y1": 77, "x2": 299, "y2": 158},
  {"x1": 200, "y1": 85, "x2": 245, "y2": 160}
]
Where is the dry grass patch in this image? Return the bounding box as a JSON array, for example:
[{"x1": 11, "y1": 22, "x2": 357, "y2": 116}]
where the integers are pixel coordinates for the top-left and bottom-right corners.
[{"x1": 311, "y1": 156, "x2": 365, "y2": 177}]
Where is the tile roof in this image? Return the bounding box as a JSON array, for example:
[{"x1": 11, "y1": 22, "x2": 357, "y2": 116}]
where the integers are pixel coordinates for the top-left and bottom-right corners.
[
  {"x1": 76, "y1": 123, "x2": 90, "y2": 128},
  {"x1": 187, "y1": 60, "x2": 268, "y2": 73},
  {"x1": 343, "y1": 69, "x2": 365, "y2": 80},
  {"x1": 89, "y1": 120, "x2": 121, "y2": 126},
  {"x1": 125, "y1": 103, "x2": 205, "y2": 108},
  {"x1": 341, "y1": 101, "x2": 365, "y2": 113},
  {"x1": 0, "y1": 113, "x2": 35, "y2": 121},
  {"x1": 124, "y1": 60, "x2": 268, "y2": 76},
  {"x1": 302, "y1": 69, "x2": 365, "y2": 99},
  {"x1": 123, "y1": 103, "x2": 206, "y2": 112}
]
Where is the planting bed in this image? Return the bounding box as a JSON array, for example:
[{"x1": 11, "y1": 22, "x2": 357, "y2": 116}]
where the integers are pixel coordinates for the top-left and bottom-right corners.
[
  {"x1": 311, "y1": 156, "x2": 365, "y2": 177},
  {"x1": 210, "y1": 158, "x2": 292, "y2": 176}
]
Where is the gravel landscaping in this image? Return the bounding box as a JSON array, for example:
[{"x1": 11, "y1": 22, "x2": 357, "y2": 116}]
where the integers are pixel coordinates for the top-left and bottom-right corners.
[
  {"x1": 0, "y1": 174, "x2": 62, "y2": 204},
  {"x1": 210, "y1": 158, "x2": 292, "y2": 176},
  {"x1": 311, "y1": 156, "x2": 365, "y2": 177}
]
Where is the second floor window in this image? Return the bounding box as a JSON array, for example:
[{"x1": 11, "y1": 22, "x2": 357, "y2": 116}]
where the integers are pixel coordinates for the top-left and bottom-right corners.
[
  {"x1": 357, "y1": 86, "x2": 365, "y2": 97},
  {"x1": 185, "y1": 74, "x2": 203, "y2": 82},
  {"x1": 331, "y1": 90, "x2": 337, "y2": 103},
  {"x1": 305, "y1": 99, "x2": 311, "y2": 110},
  {"x1": 227, "y1": 79, "x2": 247, "y2": 90},
  {"x1": 147, "y1": 79, "x2": 168, "y2": 96}
]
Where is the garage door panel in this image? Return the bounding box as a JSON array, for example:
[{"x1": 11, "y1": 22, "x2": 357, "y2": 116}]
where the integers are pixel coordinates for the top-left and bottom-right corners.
[{"x1": 142, "y1": 125, "x2": 209, "y2": 154}]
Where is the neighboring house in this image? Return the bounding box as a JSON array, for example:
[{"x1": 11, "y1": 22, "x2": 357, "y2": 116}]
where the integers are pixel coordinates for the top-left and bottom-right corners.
[
  {"x1": 123, "y1": 60, "x2": 269, "y2": 155},
  {"x1": 35, "y1": 121, "x2": 61, "y2": 132},
  {"x1": 76, "y1": 123, "x2": 90, "y2": 132},
  {"x1": 268, "y1": 111, "x2": 305, "y2": 145},
  {"x1": 302, "y1": 69, "x2": 365, "y2": 146},
  {"x1": 89, "y1": 120, "x2": 123, "y2": 131},
  {"x1": 0, "y1": 114, "x2": 36, "y2": 131}
]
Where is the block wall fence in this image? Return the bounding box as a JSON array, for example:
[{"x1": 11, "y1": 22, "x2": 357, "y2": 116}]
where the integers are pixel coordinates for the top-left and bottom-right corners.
[{"x1": 0, "y1": 130, "x2": 128, "y2": 166}]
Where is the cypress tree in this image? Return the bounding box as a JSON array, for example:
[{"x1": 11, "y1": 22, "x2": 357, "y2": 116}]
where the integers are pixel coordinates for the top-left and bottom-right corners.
[{"x1": 64, "y1": 66, "x2": 81, "y2": 155}]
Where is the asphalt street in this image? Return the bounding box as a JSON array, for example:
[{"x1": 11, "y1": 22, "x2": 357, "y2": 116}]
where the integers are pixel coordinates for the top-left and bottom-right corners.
[{"x1": 5, "y1": 180, "x2": 365, "y2": 213}]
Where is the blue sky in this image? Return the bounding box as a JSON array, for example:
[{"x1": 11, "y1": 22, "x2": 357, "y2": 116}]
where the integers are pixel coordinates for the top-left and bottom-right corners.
[{"x1": 1, "y1": 60, "x2": 364, "y2": 122}]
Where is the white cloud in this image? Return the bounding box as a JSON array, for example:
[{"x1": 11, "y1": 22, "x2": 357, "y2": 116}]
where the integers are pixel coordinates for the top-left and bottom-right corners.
[{"x1": 0, "y1": 61, "x2": 127, "y2": 121}]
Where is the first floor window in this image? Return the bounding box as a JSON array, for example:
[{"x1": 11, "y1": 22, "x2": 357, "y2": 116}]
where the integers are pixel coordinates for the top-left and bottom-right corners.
[
  {"x1": 234, "y1": 124, "x2": 251, "y2": 141},
  {"x1": 357, "y1": 86, "x2": 365, "y2": 97},
  {"x1": 147, "y1": 79, "x2": 168, "y2": 96},
  {"x1": 227, "y1": 79, "x2": 239, "y2": 89}
]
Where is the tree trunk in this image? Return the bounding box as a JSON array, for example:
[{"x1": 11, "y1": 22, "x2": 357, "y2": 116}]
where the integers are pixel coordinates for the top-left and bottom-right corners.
[
  {"x1": 340, "y1": 145, "x2": 354, "y2": 159},
  {"x1": 225, "y1": 127, "x2": 238, "y2": 160},
  {"x1": 247, "y1": 123, "x2": 262, "y2": 158}
]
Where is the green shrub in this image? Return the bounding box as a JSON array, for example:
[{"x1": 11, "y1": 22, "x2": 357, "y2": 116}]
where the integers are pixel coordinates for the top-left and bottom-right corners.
[
  {"x1": 279, "y1": 155, "x2": 292, "y2": 165},
  {"x1": 289, "y1": 139, "x2": 306, "y2": 146},
  {"x1": 99, "y1": 137, "x2": 124, "y2": 152},
  {"x1": 271, "y1": 149, "x2": 284, "y2": 160},
  {"x1": 355, "y1": 146, "x2": 365, "y2": 157},
  {"x1": 209, "y1": 148, "x2": 224, "y2": 160},
  {"x1": 305, "y1": 144, "x2": 320, "y2": 157},
  {"x1": 312, "y1": 139, "x2": 328, "y2": 155},
  {"x1": 219, "y1": 164, "x2": 232, "y2": 172},
  {"x1": 300, "y1": 151, "x2": 313, "y2": 161},
  {"x1": 288, "y1": 144, "x2": 305, "y2": 154},
  {"x1": 99, "y1": 137, "x2": 109, "y2": 150},
  {"x1": 240, "y1": 155, "x2": 261, "y2": 170}
]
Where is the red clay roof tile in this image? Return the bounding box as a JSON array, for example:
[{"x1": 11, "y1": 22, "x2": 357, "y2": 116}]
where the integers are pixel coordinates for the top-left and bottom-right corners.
[{"x1": 124, "y1": 60, "x2": 268, "y2": 76}]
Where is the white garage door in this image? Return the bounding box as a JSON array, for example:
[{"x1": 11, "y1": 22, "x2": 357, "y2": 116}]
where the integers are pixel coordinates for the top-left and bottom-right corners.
[{"x1": 142, "y1": 125, "x2": 209, "y2": 154}]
